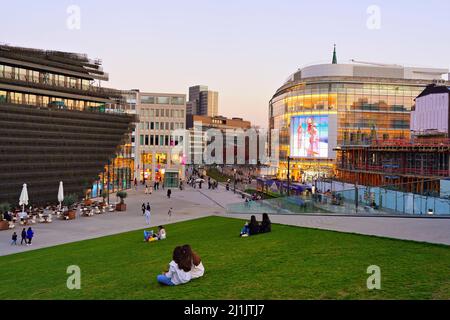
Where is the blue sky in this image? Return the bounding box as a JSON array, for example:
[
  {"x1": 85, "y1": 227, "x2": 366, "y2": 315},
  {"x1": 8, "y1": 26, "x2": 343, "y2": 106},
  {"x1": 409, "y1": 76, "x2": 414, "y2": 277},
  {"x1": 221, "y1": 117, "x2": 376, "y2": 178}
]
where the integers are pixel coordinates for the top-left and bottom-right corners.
[{"x1": 1, "y1": 0, "x2": 450, "y2": 127}]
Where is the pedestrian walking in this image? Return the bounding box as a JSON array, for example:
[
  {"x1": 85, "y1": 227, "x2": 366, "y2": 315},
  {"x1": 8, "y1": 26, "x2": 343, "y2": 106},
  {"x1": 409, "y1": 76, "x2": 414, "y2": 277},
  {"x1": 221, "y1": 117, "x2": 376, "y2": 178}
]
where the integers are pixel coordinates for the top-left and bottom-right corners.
[
  {"x1": 145, "y1": 203, "x2": 151, "y2": 225},
  {"x1": 11, "y1": 232, "x2": 17, "y2": 245},
  {"x1": 26, "y1": 227, "x2": 34, "y2": 246},
  {"x1": 168, "y1": 207, "x2": 173, "y2": 220},
  {"x1": 145, "y1": 184, "x2": 148, "y2": 194},
  {"x1": 142, "y1": 203, "x2": 146, "y2": 215},
  {"x1": 20, "y1": 228, "x2": 27, "y2": 245},
  {"x1": 167, "y1": 189, "x2": 172, "y2": 199}
]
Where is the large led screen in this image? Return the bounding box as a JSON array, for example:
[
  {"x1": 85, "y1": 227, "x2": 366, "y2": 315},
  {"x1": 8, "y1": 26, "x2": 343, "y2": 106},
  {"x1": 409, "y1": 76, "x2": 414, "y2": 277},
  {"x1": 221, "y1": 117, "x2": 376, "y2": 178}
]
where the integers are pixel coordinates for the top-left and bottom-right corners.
[{"x1": 290, "y1": 115, "x2": 329, "y2": 158}]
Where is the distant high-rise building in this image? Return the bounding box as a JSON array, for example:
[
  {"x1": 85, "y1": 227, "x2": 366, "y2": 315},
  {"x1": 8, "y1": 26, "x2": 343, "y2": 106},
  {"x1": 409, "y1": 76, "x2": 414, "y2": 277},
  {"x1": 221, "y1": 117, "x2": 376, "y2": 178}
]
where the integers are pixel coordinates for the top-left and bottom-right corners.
[{"x1": 187, "y1": 85, "x2": 218, "y2": 116}]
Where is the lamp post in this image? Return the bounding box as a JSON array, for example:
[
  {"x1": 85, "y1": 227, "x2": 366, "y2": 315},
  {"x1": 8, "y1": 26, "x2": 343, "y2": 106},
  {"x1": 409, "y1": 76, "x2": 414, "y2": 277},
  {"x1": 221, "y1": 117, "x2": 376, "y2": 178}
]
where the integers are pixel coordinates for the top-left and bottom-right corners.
[
  {"x1": 107, "y1": 158, "x2": 111, "y2": 205},
  {"x1": 287, "y1": 156, "x2": 291, "y2": 197}
]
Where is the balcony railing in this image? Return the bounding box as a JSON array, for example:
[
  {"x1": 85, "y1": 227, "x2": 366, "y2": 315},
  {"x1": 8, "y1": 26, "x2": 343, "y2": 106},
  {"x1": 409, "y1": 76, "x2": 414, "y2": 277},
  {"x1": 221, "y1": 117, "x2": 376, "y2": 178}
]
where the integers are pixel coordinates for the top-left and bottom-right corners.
[
  {"x1": 0, "y1": 72, "x2": 122, "y2": 99},
  {"x1": 0, "y1": 98, "x2": 128, "y2": 116},
  {"x1": 338, "y1": 164, "x2": 450, "y2": 177}
]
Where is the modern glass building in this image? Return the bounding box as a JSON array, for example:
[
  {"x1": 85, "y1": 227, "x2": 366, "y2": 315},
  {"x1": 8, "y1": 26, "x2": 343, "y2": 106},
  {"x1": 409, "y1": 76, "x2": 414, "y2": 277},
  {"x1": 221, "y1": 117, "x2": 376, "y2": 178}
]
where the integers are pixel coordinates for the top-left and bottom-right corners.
[{"x1": 269, "y1": 56, "x2": 449, "y2": 182}]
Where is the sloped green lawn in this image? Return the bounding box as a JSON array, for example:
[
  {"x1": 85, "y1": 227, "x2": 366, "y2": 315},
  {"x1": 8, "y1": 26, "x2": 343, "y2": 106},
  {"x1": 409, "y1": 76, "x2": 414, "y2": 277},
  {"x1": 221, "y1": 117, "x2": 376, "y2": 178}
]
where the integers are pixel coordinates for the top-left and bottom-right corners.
[{"x1": 0, "y1": 216, "x2": 448, "y2": 299}]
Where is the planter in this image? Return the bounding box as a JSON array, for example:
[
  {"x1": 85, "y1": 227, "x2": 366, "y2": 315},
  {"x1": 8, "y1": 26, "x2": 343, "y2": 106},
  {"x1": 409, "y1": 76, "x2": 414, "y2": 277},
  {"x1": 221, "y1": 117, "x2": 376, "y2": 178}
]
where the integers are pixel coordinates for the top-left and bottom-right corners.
[
  {"x1": 116, "y1": 203, "x2": 127, "y2": 211},
  {"x1": 67, "y1": 210, "x2": 76, "y2": 220},
  {"x1": 0, "y1": 220, "x2": 9, "y2": 231}
]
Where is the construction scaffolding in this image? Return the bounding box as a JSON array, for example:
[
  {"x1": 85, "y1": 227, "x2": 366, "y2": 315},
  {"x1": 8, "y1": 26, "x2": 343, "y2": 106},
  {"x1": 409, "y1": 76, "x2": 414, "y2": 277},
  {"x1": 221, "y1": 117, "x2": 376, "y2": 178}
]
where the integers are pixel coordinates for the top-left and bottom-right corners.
[{"x1": 336, "y1": 138, "x2": 450, "y2": 195}]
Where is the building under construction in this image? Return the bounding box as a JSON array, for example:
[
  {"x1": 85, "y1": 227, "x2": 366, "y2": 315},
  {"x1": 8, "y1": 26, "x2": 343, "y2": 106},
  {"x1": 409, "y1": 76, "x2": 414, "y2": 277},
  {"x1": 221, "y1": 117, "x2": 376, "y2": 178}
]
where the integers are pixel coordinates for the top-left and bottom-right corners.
[{"x1": 336, "y1": 137, "x2": 450, "y2": 195}]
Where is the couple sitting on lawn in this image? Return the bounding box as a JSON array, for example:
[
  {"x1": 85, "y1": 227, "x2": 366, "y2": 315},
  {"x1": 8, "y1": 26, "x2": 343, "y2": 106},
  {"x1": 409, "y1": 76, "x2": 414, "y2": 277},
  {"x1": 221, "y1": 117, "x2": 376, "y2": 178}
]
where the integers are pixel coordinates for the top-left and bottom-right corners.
[
  {"x1": 240, "y1": 213, "x2": 271, "y2": 237},
  {"x1": 157, "y1": 245, "x2": 205, "y2": 286},
  {"x1": 144, "y1": 226, "x2": 166, "y2": 242}
]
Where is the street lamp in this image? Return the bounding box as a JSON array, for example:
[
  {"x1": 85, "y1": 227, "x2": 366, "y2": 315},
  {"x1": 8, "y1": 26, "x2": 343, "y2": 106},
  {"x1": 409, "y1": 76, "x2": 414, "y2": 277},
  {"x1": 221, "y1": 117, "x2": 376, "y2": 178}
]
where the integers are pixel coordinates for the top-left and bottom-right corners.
[{"x1": 287, "y1": 156, "x2": 292, "y2": 197}]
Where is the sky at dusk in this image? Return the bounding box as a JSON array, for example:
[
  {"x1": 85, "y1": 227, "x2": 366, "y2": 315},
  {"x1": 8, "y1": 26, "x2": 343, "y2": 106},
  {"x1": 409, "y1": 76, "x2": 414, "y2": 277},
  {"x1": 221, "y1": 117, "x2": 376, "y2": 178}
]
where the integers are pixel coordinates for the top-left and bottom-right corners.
[{"x1": 1, "y1": 0, "x2": 450, "y2": 127}]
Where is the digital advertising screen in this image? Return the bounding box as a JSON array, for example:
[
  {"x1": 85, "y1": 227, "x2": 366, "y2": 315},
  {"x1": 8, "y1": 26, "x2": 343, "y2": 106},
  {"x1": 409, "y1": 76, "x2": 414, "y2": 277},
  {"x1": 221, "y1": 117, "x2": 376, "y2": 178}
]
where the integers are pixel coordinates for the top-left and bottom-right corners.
[{"x1": 290, "y1": 115, "x2": 329, "y2": 158}]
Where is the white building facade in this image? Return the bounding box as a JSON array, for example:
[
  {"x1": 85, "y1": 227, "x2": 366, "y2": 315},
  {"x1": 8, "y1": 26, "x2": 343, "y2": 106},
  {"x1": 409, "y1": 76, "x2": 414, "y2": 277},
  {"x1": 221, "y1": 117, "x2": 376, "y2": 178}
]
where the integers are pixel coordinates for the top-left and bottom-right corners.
[{"x1": 132, "y1": 91, "x2": 187, "y2": 186}]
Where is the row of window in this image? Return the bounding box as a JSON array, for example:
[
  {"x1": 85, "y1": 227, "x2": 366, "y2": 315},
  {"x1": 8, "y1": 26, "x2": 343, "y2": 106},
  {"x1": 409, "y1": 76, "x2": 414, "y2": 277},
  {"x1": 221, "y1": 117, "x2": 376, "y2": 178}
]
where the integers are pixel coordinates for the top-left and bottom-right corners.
[
  {"x1": 139, "y1": 135, "x2": 184, "y2": 147},
  {"x1": 140, "y1": 108, "x2": 185, "y2": 118},
  {"x1": 0, "y1": 90, "x2": 105, "y2": 110},
  {"x1": 0, "y1": 64, "x2": 95, "y2": 91},
  {"x1": 141, "y1": 95, "x2": 185, "y2": 105},
  {"x1": 138, "y1": 122, "x2": 185, "y2": 131}
]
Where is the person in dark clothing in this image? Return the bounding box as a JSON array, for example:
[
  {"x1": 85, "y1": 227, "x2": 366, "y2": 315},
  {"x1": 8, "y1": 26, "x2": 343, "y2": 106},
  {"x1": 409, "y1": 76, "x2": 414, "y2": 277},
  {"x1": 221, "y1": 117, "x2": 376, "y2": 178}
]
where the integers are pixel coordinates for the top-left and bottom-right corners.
[
  {"x1": 3, "y1": 211, "x2": 11, "y2": 222},
  {"x1": 142, "y1": 203, "x2": 146, "y2": 215},
  {"x1": 146, "y1": 203, "x2": 151, "y2": 212},
  {"x1": 259, "y1": 213, "x2": 272, "y2": 233},
  {"x1": 248, "y1": 215, "x2": 260, "y2": 236},
  {"x1": 11, "y1": 232, "x2": 17, "y2": 245},
  {"x1": 167, "y1": 189, "x2": 172, "y2": 199},
  {"x1": 20, "y1": 228, "x2": 27, "y2": 245}
]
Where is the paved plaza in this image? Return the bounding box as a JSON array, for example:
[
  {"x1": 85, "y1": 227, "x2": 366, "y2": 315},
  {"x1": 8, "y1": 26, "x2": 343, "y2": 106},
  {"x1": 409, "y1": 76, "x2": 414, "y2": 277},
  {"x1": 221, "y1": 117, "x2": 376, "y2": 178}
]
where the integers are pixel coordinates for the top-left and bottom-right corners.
[{"x1": 1, "y1": 184, "x2": 449, "y2": 257}]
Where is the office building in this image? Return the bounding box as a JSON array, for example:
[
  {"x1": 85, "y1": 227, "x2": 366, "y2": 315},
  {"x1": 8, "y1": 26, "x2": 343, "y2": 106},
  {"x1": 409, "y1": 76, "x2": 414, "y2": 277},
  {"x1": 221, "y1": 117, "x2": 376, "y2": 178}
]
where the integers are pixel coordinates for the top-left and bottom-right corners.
[
  {"x1": 132, "y1": 91, "x2": 186, "y2": 187},
  {"x1": 187, "y1": 85, "x2": 219, "y2": 116}
]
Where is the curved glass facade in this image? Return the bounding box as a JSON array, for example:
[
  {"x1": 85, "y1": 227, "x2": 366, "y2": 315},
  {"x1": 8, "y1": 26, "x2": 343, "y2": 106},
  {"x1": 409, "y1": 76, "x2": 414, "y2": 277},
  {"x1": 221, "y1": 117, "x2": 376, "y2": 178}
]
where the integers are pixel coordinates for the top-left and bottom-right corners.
[{"x1": 269, "y1": 76, "x2": 429, "y2": 181}]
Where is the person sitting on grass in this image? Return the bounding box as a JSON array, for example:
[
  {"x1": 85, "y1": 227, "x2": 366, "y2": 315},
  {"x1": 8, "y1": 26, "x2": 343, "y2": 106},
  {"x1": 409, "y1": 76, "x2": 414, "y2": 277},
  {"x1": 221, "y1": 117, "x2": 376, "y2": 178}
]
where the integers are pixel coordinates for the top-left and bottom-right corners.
[
  {"x1": 259, "y1": 213, "x2": 272, "y2": 234},
  {"x1": 157, "y1": 246, "x2": 192, "y2": 286},
  {"x1": 157, "y1": 226, "x2": 167, "y2": 240},
  {"x1": 240, "y1": 215, "x2": 260, "y2": 237},
  {"x1": 144, "y1": 226, "x2": 167, "y2": 242},
  {"x1": 183, "y1": 245, "x2": 205, "y2": 279}
]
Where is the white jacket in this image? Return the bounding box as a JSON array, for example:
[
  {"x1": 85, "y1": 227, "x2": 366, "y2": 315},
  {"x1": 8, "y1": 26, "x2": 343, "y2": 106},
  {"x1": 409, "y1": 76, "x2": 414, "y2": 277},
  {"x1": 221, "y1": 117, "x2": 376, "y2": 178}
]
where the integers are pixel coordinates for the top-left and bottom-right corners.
[
  {"x1": 191, "y1": 262, "x2": 205, "y2": 279},
  {"x1": 165, "y1": 261, "x2": 191, "y2": 285}
]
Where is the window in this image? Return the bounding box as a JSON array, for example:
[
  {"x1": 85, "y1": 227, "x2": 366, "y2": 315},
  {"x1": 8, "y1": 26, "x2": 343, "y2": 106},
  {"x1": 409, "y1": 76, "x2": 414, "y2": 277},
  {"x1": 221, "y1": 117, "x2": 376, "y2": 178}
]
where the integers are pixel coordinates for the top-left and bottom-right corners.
[
  {"x1": 171, "y1": 96, "x2": 185, "y2": 105},
  {"x1": 141, "y1": 96, "x2": 155, "y2": 104},
  {"x1": 140, "y1": 135, "x2": 144, "y2": 146},
  {"x1": 4, "y1": 65, "x2": 12, "y2": 78},
  {"x1": 160, "y1": 135, "x2": 164, "y2": 146},
  {"x1": 157, "y1": 96, "x2": 170, "y2": 104},
  {"x1": 155, "y1": 135, "x2": 159, "y2": 145},
  {"x1": 149, "y1": 109, "x2": 154, "y2": 117},
  {"x1": 150, "y1": 135, "x2": 154, "y2": 146},
  {"x1": 150, "y1": 122, "x2": 154, "y2": 130},
  {"x1": 155, "y1": 122, "x2": 159, "y2": 130},
  {"x1": 170, "y1": 123, "x2": 174, "y2": 130},
  {"x1": 165, "y1": 109, "x2": 170, "y2": 117},
  {"x1": 165, "y1": 135, "x2": 169, "y2": 146},
  {"x1": 155, "y1": 109, "x2": 160, "y2": 117},
  {"x1": 145, "y1": 135, "x2": 149, "y2": 146}
]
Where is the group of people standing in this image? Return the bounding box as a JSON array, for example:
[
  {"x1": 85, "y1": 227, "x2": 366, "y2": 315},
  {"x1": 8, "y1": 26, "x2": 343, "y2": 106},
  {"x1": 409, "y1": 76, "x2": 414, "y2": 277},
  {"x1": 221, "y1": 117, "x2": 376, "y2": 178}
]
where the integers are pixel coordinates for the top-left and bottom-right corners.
[
  {"x1": 207, "y1": 177, "x2": 218, "y2": 190},
  {"x1": 142, "y1": 202, "x2": 152, "y2": 225},
  {"x1": 157, "y1": 244, "x2": 205, "y2": 286},
  {"x1": 11, "y1": 227, "x2": 34, "y2": 246}
]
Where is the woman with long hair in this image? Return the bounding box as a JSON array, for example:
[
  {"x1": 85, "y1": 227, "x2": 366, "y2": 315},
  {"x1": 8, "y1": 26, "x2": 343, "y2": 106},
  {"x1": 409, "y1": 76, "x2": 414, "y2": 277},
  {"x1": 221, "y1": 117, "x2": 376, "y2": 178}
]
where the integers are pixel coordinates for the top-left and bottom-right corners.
[
  {"x1": 183, "y1": 245, "x2": 205, "y2": 279},
  {"x1": 248, "y1": 215, "x2": 260, "y2": 236},
  {"x1": 260, "y1": 213, "x2": 272, "y2": 233},
  {"x1": 157, "y1": 246, "x2": 192, "y2": 286}
]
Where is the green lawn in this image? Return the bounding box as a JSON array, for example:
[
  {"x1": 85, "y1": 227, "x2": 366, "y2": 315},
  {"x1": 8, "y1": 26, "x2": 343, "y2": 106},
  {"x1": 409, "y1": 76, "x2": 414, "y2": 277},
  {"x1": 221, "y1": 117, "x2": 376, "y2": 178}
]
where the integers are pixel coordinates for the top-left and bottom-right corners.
[
  {"x1": 0, "y1": 216, "x2": 449, "y2": 300},
  {"x1": 206, "y1": 168, "x2": 232, "y2": 182}
]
